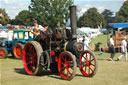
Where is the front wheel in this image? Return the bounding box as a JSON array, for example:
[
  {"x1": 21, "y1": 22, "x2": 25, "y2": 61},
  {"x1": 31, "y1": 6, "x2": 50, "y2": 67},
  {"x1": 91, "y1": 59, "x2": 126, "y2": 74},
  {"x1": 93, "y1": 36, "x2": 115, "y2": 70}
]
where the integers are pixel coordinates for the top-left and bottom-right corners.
[
  {"x1": 58, "y1": 51, "x2": 77, "y2": 80},
  {"x1": 79, "y1": 50, "x2": 98, "y2": 77},
  {"x1": 0, "y1": 48, "x2": 8, "y2": 59},
  {"x1": 13, "y1": 43, "x2": 24, "y2": 59}
]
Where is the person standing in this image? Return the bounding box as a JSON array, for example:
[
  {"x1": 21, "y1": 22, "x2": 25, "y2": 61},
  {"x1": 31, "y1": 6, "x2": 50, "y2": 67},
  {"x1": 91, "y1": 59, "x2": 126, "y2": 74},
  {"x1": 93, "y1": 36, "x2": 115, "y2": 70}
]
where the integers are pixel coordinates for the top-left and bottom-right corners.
[
  {"x1": 117, "y1": 37, "x2": 127, "y2": 61},
  {"x1": 82, "y1": 36, "x2": 89, "y2": 50},
  {"x1": 108, "y1": 35, "x2": 115, "y2": 61}
]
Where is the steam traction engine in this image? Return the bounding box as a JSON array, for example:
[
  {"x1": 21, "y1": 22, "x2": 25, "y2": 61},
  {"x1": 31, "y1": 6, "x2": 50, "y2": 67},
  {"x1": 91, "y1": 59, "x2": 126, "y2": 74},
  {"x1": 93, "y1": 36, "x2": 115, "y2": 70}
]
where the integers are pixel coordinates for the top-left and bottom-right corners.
[{"x1": 22, "y1": 6, "x2": 98, "y2": 80}]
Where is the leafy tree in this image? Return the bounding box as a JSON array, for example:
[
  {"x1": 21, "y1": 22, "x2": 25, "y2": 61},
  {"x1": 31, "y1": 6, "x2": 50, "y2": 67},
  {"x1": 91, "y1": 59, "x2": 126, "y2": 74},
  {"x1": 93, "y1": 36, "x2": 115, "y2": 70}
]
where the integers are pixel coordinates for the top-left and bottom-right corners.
[
  {"x1": 78, "y1": 8, "x2": 106, "y2": 28},
  {"x1": 15, "y1": 10, "x2": 34, "y2": 25},
  {"x1": 29, "y1": 0, "x2": 73, "y2": 27},
  {"x1": 10, "y1": 19, "x2": 16, "y2": 25},
  {"x1": 116, "y1": 0, "x2": 128, "y2": 22},
  {"x1": 102, "y1": 9, "x2": 115, "y2": 23},
  {"x1": 0, "y1": 8, "x2": 10, "y2": 25}
]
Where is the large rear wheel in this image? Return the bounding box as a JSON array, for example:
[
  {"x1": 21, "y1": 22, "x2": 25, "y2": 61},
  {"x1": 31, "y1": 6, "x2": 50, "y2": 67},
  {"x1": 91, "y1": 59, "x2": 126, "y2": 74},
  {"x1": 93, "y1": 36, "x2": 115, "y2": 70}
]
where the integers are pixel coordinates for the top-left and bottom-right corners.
[
  {"x1": 79, "y1": 50, "x2": 98, "y2": 77},
  {"x1": 23, "y1": 41, "x2": 43, "y2": 75},
  {"x1": 13, "y1": 43, "x2": 24, "y2": 59},
  {"x1": 0, "y1": 48, "x2": 8, "y2": 59},
  {"x1": 58, "y1": 51, "x2": 77, "y2": 80}
]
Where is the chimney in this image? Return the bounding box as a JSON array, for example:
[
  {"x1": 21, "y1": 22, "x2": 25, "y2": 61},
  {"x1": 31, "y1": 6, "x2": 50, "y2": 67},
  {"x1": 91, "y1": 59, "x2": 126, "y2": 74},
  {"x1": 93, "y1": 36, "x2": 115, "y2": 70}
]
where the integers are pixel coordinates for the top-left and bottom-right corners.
[{"x1": 69, "y1": 5, "x2": 77, "y2": 38}]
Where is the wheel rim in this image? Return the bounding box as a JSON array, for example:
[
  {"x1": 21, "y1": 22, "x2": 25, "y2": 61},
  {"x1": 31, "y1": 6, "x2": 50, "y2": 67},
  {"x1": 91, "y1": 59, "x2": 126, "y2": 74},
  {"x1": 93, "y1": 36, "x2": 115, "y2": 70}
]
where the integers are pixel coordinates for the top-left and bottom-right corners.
[
  {"x1": 58, "y1": 53, "x2": 75, "y2": 79},
  {"x1": 79, "y1": 51, "x2": 96, "y2": 76},
  {"x1": 0, "y1": 50, "x2": 5, "y2": 58},
  {"x1": 23, "y1": 43, "x2": 38, "y2": 75},
  {"x1": 14, "y1": 45, "x2": 22, "y2": 58}
]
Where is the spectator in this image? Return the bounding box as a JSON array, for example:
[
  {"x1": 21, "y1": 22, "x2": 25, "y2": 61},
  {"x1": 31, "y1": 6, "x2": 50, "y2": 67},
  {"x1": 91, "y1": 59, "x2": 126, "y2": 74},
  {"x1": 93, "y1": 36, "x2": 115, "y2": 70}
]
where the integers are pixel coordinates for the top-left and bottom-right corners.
[
  {"x1": 31, "y1": 20, "x2": 43, "y2": 38},
  {"x1": 82, "y1": 36, "x2": 89, "y2": 50},
  {"x1": 117, "y1": 37, "x2": 127, "y2": 61},
  {"x1": 108, "y1": 35, "x2": 115, "y2": 61}
]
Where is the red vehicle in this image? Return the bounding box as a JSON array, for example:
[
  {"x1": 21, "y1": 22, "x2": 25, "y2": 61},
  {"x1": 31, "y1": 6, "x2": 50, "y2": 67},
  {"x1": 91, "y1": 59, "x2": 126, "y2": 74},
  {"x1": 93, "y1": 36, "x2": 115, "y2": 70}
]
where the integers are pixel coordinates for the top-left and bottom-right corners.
[{"x1": 8, "y1": 26, "x2": 14, "y2": 30}]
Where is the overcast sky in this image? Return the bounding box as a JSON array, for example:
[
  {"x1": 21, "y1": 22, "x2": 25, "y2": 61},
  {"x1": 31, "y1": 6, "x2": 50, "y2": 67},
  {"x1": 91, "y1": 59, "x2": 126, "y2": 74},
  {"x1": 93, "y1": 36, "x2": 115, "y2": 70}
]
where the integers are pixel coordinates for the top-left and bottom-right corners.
[{"x1": 0, "y1": 0, "x2": 127, "y2": 19}]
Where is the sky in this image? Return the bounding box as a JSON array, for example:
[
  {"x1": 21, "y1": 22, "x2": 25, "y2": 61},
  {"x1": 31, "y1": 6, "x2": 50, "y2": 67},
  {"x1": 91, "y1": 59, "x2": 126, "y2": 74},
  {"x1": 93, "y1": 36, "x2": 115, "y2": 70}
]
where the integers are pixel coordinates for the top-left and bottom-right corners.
[{"x1": 0, "y1": 0, "x2": 127, "y2": 19}]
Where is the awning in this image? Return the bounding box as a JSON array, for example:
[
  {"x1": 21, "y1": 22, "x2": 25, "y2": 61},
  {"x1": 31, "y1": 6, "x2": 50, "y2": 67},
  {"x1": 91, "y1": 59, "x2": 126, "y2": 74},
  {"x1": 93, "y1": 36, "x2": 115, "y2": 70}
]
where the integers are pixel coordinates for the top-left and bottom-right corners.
[{"x1": 108, "y1": 23, "x2": 128, "y2": 28}]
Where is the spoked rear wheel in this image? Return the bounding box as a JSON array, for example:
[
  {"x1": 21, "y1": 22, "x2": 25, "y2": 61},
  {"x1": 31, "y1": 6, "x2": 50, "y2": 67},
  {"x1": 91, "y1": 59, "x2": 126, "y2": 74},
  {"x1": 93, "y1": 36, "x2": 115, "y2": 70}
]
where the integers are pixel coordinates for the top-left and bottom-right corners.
[
  {"x1": 58, "y1": 51, "x2": 77, "y2": 80},
  {"x1": 23, "y1": 41, "x2": 43, "y2": 75},
  {"x1": 79, "y1": 50, "x2": 98, "y2": 77}
]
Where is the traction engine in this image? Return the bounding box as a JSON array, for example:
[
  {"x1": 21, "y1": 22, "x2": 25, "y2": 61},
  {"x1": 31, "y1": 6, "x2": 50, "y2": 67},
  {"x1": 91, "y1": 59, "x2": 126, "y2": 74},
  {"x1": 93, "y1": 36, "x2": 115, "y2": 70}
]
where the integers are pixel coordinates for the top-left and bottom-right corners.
[{"x1": 22, "y1": 5, "x2": 98, "y2": 80}]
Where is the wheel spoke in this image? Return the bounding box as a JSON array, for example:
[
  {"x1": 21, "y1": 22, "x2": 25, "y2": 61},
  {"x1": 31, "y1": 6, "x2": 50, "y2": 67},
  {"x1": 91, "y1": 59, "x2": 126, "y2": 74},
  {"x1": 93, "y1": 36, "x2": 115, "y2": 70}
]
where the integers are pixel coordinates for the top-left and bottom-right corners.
[
  {"x1": 90, "y1": 63, "x2": 95, "y2": 66},
  {"x1": 90, "y1": 54, "x2": 92, "y2": 60},
  {"x1": 61, "y1": 56, "x2": 65, "y2": 61},
  {"x1": 90, "y1": 59, "x2": 94, "y2": 62},
  {"x1": 85, "y1": 53, "x2": 87, "y2": 60},
  {"x1": 88, "y1": 66, "x2": 90, "y2": 74},
  {"x1": 26, "y1": 62, "x2": 31, "y2": 66},
  {"x1": 25, "y1": 53, "x2": 33, "y2": 57},
  {"x1": 65, "y1": 56, "x2": 67, "y2": 64},
  {"x1": 67, "y1": 69, "x2": 72, "y2": 75},
  {"x1": 61, "y1": 67, "x2": 65, "y2": 70},
  {"x1": 61, "y1": 62, "x2": 65, "y2": 65},
  {"x1": 69, "y1": 66, "x2": 73, "y2": 70},
  {"x1": 84, "y1": 66, "x2": 87, "y2": 72},
  {"x1": 88, "y1": 66, "x2": 93, "y2": 73},
  {"x1": 68, "y1": 56, "x2": 71, "y2": 61}
]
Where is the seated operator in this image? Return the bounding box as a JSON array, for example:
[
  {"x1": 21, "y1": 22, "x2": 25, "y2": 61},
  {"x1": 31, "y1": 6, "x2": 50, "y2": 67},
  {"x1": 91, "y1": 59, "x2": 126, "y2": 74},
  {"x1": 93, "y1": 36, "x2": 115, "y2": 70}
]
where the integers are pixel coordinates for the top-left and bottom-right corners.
[{"x1": 40, "y1": 24, "x2": 53, "y2": 50}]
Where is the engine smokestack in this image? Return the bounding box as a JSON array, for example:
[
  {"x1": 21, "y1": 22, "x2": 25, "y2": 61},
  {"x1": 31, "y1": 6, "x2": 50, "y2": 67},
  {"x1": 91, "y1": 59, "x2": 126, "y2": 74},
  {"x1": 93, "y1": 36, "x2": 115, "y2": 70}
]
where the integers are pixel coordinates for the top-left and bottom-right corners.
[{"x1": 69, "y1": 5, "x2": 77, "y2": 38}]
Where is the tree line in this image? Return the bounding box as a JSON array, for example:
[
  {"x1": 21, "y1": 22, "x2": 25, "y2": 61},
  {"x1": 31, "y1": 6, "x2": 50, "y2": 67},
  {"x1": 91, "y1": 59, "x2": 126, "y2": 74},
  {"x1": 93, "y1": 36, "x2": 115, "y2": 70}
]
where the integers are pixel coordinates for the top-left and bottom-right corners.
[{"x1": 0, "y1": 0, "x2": 128, "y2": 28}]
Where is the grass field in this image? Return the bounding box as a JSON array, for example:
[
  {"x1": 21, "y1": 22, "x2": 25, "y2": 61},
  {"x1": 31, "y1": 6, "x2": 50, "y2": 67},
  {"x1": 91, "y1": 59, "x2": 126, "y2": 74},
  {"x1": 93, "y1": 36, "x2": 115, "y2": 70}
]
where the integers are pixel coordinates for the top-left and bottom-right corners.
[
  {"x1": 90, "y1": 34, "x2": 110, "y2": 50},
  {"x1": 0, "y1": 34, "x2": 128, "y2": 85}
]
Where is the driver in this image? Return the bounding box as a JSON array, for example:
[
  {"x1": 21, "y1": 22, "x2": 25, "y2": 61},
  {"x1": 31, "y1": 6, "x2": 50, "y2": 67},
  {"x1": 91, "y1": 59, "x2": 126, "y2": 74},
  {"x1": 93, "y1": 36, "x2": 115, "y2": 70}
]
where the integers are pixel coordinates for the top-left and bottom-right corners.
[{"x1": 40, "y1": 24, "x2": 53, "y2": 50}]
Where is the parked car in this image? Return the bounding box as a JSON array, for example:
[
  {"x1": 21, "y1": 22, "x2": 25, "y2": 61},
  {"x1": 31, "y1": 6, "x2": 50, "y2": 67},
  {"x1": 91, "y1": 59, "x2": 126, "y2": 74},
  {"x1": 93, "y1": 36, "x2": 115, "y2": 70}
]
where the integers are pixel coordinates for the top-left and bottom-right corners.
[
  {"x1": 8, "y1": 26, "x2": 14, "y2": 30},
  {"x1": 0, "y1": 26, "x2": 8, "y2": 32}
]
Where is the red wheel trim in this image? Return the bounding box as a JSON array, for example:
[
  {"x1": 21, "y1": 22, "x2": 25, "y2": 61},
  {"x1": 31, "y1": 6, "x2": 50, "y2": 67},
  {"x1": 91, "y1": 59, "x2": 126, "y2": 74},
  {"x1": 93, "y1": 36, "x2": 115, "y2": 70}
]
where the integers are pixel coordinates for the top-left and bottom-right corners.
[
  {"x1": 14, "y1": 45, "x2": 22, "y2": 58},
  {"x1": 79, "y1": 51, "x2": 96, "y2": 76},
  {"x1": 23, "y1": 43, "x2": 38, "y2": 75},
  {"x1": 58, "y1": 53, "x2": 74, "y2": 79},
  {"x1": 0, "y1": 50, "x2": 5, "y2": 58}
]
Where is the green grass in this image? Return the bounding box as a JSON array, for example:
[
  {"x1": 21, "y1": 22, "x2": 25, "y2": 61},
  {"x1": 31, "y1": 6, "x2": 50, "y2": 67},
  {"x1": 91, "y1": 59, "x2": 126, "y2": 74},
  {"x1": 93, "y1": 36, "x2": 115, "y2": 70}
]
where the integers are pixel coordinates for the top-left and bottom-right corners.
[
  {"x1": 0, "y1": 55, "x2": 128, "y2": 85},
  {"x1": 90, "y1": 34, "x2": 124, "y2": 60},
  {"x1": 90, "y1": 34, "x2": 110, "y2": 50}
]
